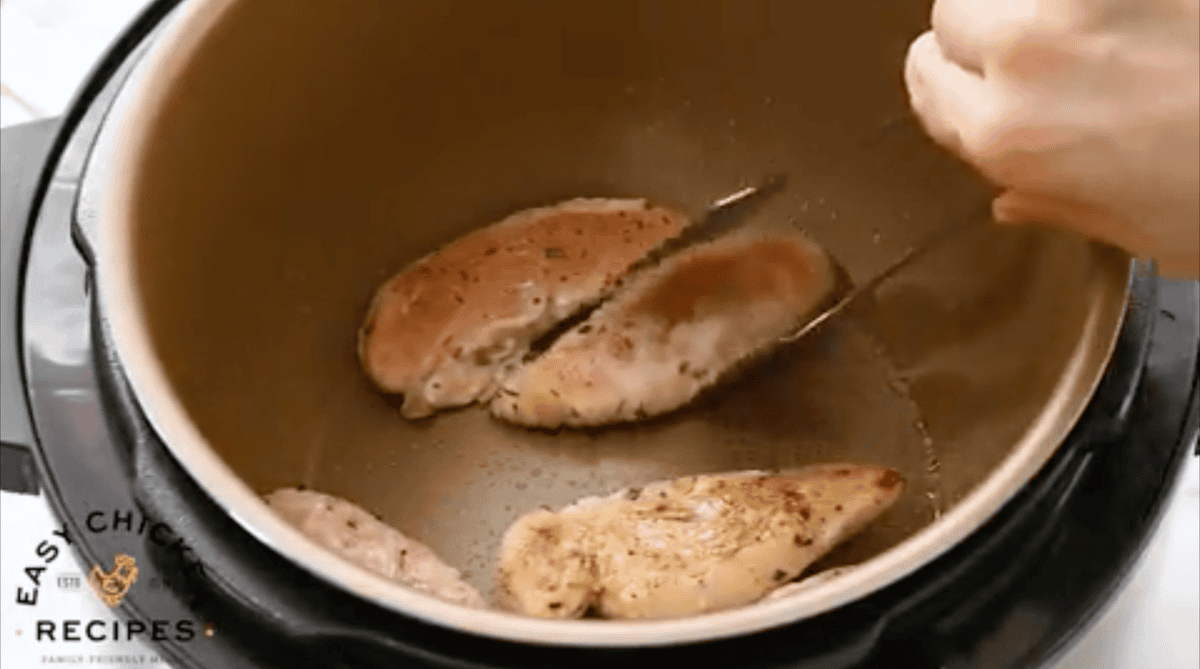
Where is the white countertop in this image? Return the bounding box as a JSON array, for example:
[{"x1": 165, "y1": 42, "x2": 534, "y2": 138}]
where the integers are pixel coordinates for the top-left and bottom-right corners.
[{"x1": 2, "y1": 1, "x2": 1196, "y2": 667}]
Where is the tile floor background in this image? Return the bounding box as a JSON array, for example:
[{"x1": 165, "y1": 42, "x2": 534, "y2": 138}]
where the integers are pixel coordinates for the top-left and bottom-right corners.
[{"x1": 1, "y1": 1, "x2": 1197, "y2": 668}]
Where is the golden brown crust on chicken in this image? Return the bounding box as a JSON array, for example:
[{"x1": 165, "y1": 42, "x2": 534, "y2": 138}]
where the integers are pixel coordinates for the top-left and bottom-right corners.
[
  {"x1": 490, "y1": 230, "x2": 836, "y2": 428},
  {"x1": 358, "y1": 199, "x2": 690, "y2": 418},
  {"x1": 497, "y1": 464, "x2": 904, "y2": 619}
]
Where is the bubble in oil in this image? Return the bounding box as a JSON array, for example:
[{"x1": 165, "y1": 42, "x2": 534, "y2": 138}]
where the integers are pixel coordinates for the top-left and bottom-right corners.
[
  {"x1": 911, "y1": 417, "x2": 943, "y2": 520},
  {"x1": 872, "y1": 230, "x2": 883, "y2": 244},
  {"x1": 873, "y1": 344, "x2": 944, "y2": 521}
]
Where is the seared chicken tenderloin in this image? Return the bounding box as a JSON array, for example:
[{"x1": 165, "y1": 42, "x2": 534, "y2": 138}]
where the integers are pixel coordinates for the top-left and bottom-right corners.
[
  {"x1": 359, "y1": 199, "x2": 690, "y2": 419},
  {"x1": 491, "y1": 230, "x2": 836, "y2": 428},
  {"x1": 497, "y1": 464, "x2": 903, "y2": 619}
]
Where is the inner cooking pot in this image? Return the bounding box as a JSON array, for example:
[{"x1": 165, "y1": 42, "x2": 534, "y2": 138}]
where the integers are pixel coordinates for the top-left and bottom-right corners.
[{"x1": 97, "y1": 0, "x2": 1133, "y2": 647}]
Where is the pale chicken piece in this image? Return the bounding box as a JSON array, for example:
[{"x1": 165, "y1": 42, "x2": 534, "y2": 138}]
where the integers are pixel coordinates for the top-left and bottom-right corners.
[
  {"x1": 358, "y1": 199, "x2": 690, "y2": 419},
  {"x1": 490, "y1": 230, "x2": 836, "y2": 428},
  {"x1": 265, "y1": 488, "x2": 486, "y2": 608},
  {"x1": 497, "y1": 464, "x2": 904, "y2": 619}
]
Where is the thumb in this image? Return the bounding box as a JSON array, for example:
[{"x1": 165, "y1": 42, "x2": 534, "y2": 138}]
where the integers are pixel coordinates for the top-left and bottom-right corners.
[{"x1": 992, "y1": 190, "x2": 1150, "y2": 254}]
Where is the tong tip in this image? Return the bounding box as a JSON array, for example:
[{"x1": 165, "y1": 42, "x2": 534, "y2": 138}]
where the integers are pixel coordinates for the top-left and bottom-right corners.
[{"x1": 709, "y1": 174, "x2": 789, "y2": 210}]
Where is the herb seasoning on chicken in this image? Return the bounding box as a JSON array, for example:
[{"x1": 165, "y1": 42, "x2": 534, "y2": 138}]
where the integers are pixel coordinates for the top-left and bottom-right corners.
[
  {"x1": 497, "y1": 464, "x2": 903, "y2": 619},
  {"x1": 359, "y1": 199, "x2": 690, "y2": 419},
  {"x1": 492, "y1": 230, "x2": 836, "y2": 428}
]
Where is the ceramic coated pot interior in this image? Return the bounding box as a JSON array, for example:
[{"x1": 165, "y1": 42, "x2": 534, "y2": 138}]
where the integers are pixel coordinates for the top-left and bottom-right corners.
[{"x1": 105, "y1": 0, "x2": 1132, "y2": 646}]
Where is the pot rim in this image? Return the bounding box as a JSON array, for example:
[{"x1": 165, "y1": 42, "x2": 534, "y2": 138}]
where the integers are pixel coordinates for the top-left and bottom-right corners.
[{"x1": 96, "y1": 0, "x2": 1131, "y2": 647}]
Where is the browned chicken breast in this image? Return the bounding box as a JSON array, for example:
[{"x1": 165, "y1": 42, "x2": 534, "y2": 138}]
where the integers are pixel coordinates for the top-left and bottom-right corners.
[
  {"x1": 497, "y1": 464, "x2": 903, "y2": 619},
  {"x1": 359, "y1": 199, "x2": 690, "y2": 418},
  {"x1": 490, "y1": 230, "x2": 836, "y2": 428}
]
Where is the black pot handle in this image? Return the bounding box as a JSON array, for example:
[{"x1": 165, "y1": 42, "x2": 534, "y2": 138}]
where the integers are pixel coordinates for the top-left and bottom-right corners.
[
  {"x1": 1, "y1": 0, "x2": 186, "y2": 495},
  {"x1": 0, "y1": 119, "x2": 64, "y2": 495}
]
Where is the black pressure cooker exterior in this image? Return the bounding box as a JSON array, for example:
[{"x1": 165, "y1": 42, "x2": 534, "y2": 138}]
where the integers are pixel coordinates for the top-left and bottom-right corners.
[{"x1": 2, "y1": 2, "x2": 1197, "y2": 668}]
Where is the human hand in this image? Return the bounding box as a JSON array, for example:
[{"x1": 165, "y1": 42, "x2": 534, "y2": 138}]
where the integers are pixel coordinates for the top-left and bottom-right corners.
[{"x1": 904, "y1": 0, "x2": 1200, "y2": 278}]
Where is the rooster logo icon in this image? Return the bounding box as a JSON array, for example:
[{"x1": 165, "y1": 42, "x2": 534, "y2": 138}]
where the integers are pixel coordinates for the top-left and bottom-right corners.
[{"x1": 88, "y1": 554, "x2": 139, "y2": 607}]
